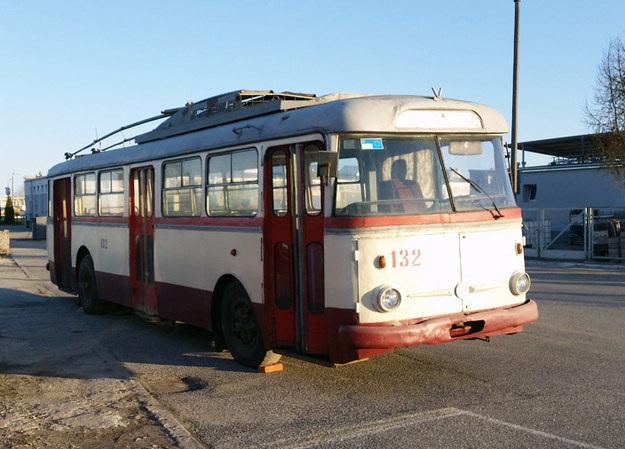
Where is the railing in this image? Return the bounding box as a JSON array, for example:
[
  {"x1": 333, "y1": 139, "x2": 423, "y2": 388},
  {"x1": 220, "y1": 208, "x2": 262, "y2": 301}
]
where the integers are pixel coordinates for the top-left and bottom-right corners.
[{"x1": 522, "y1": 207, "x2": 625, "y2": 263}]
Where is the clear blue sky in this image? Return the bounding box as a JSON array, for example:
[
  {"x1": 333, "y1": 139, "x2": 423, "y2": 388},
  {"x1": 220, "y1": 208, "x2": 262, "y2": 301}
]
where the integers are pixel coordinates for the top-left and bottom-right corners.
[{"x1": 1, "y1": 0, "x2": 624, "y2": 196}]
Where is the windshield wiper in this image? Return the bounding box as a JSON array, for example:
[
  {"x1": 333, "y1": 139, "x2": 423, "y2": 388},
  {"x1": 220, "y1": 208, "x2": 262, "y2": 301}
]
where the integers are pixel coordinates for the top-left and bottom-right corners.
[{"x1": 449, "y1": 168, "x2": 504, "y2": 219}]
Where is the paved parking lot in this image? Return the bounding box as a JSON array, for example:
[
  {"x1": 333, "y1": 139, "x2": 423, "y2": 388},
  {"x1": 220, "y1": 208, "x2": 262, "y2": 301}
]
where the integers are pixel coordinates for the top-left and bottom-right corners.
[{"x1": 1, "y1": 227, "x2": 624, "y2": 448}]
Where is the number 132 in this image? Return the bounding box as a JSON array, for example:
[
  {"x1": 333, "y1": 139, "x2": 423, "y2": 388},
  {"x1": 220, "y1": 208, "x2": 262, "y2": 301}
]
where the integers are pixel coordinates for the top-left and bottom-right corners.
[{"x1": 390, "y1": 249, "x2": 421, "y2": 267}]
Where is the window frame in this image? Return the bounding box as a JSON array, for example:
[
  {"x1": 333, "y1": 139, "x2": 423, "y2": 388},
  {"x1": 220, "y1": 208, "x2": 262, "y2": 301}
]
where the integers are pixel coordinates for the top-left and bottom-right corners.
[
  {"x1": 161, "y1": 156, "x2": 203, "y2": 217},
  {"x1": 98, "y1": 168, "x2": 125, "y2": 216},
  {"x1": 206, "y1": 148, "x2": 259, "y2": 217},
  {"x1": 523, "y1": 184, "x2": 537, "y2": 202},
  {"x1": 73, "y1": 172, "x2": 97, "y2": 217}
]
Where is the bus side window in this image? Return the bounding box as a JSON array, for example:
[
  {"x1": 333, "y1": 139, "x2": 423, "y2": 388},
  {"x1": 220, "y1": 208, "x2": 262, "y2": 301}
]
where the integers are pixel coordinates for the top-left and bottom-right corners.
[
  {"x1": 207, "y1": 149, "x2": 258, "y2": 216},
  {"x1": 303, "y1": 145, "x2": 322, "y2": 216},
  {"x1": 74, "y1": 172, "x2": 96, "y2": 216},
  {"x1": 146, "y1": 167, "x2": 153, "y2": 217},
  {"x1": 335, "y1": 157, "x2": 361, "y2": 212},
  {"x1": 99, "y1": 168, "x2": 124, "y2": 216},
  {"x1": 162, "y1": 157, "x2": 202, "y2": 217},
  {"x1": 271, "y1": 151, "x2": 288, "y2": 217},
  {"x1": 230, "y1": 150, "x2": 258, "y2": 215}
]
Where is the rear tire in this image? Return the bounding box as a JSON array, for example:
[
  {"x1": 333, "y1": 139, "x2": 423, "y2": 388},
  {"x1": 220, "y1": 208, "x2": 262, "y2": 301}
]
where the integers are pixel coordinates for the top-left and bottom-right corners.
[
  {"x1": 220, "y1": 282, "x2": 266, "y2": 367},
  {"x1": 77, "y1": 255, "x2": 105, "y2": 315}
]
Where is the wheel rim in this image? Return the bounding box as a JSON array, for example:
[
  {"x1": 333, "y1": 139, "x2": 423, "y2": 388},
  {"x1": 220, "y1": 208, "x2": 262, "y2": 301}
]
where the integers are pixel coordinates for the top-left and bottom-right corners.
[
  {"x1": 231, "y1": 298, "x2": 257, "y2": 345},
  {"x1": 79, "y1": 263, "x2": 94, "y2": 302}
]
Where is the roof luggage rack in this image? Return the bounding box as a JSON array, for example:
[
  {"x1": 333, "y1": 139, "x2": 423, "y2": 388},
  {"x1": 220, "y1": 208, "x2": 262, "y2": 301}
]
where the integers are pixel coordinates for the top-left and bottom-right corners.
[
  {"x1": 134, "y1": 89, "x2": 319, "y2": 144},
  {"x1": 65, "y1": 90, "x2": 320, "y2": 159}
]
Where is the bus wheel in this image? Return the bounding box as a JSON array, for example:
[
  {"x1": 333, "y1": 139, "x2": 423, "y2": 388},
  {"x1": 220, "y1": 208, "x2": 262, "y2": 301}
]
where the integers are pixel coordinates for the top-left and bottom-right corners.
[
  {"x1": 77, "y1": 255, "x2": 105, "y2": 315},
  {"x1": 221, "y1": 282, "x2": 266, "y2": 367}
]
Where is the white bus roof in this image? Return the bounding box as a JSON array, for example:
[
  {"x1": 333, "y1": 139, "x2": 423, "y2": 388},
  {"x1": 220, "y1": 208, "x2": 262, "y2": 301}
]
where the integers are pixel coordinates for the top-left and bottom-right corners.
[{"x1": 48, "y1": 91, "x2": 508, "y2": 178}]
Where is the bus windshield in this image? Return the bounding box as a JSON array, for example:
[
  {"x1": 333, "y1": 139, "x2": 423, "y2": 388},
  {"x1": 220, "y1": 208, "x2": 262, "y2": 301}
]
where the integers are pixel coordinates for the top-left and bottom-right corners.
[{"x1": 334, "y1": 136, "x2": 516, "y2": 217}]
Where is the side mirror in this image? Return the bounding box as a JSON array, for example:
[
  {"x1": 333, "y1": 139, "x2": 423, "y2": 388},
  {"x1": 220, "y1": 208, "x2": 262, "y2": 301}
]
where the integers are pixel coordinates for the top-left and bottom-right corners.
[{"x1": 317, "y1": 151, "x2": 338, "y2": 180}]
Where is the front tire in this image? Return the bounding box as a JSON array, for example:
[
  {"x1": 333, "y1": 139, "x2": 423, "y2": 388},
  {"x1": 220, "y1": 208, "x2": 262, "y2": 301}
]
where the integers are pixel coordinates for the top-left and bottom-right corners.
[
  {"x1": 77, "y1": 255, "x2": 105, "y2": 315},
  {"x1": 220, "y1": 282, "x2": 267, "y2": 367}
]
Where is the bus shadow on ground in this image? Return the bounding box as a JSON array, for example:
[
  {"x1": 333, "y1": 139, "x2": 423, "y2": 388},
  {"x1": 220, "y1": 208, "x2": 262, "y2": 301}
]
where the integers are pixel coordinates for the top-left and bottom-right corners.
[{"x1": 0, "y1": 288, "x2": 248, "y2": 380}]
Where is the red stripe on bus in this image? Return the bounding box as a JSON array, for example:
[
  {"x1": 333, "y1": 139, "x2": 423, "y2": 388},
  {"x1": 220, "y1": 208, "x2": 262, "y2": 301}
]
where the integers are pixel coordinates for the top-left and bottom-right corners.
[
  {"x1": 154, "y1": 216, "x2": 263, "y2": 227},
  {"x1": 70, "y1": 216, "x2": 264, "y2": 227},
  {"x1": 96, "y1": 271, "x2": 132, "y2": 307},
  {"x1": 156, "y1": 281, "x2": 213, "y2": 329},
  {"x1": 71, "y1": 216, "x2": 128, "y2": 224},
  {"x1": 69, "y1": 210, "x2": 520, "y2": 228},
  {"x1": 325, "y1": 208, "x2": 522, "y2": 228}
]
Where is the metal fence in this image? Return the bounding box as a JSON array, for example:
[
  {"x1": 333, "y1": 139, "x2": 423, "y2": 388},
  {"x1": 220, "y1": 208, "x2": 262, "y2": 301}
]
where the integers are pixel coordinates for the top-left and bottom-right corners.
[{"x1": 522, "y1": 207, "x2": 625, "y2": 263}]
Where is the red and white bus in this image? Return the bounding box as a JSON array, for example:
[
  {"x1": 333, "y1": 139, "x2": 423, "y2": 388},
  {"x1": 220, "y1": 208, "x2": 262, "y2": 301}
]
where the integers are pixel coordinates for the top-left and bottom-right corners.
[{"x1": 47, "y1": 90, "x2": 537, "y2": 367}]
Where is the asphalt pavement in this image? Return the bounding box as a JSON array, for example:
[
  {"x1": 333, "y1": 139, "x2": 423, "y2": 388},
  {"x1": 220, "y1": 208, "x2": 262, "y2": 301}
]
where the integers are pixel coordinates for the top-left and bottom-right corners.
[
  {"x1": 0, "y1": 225, "x2": 55, "y2": 293},
  {"x1": 2, "y1": 225, "x2": 625, "y2": 448},
  {"x1": 0, "y1": 225, "x2": 204, "y2": 448}
]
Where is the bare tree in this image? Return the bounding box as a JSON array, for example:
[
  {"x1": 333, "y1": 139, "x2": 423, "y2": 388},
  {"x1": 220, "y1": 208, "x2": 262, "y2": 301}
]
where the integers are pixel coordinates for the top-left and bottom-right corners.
[{"x1": 584, "y1": 36, "x2": 625, "y2": 177}]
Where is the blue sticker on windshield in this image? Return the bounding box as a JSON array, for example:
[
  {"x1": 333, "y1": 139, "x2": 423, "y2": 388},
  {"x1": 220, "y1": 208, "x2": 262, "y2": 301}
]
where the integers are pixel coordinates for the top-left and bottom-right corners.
[{"x1": 360, "y1": 138, "x2": 384, "y2": 150}]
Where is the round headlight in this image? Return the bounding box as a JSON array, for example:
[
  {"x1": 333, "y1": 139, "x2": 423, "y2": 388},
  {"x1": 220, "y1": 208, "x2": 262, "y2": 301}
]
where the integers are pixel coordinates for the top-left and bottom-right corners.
[
  {"x1": 509, "y1": 271, "x2": 531, "y2": 295},
  {"x1": 374, "y1": 285, "x2": 402, "y2": 312}
]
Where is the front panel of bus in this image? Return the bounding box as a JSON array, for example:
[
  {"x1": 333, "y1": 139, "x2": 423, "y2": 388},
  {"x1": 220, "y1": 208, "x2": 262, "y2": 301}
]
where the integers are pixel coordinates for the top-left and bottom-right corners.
[{"x1": 324, "y1": 135, "x2": 533, "y2": 363}]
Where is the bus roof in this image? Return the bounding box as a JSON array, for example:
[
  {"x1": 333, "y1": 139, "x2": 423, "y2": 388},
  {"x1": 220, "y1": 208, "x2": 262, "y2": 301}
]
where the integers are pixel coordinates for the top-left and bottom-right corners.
[{"x1": 48, "y1": 91, "x2": 508, "y2": 178}]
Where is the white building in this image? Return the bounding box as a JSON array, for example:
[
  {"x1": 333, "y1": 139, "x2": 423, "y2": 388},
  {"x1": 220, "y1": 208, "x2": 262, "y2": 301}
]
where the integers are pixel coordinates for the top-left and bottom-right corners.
[
  {"x1": 24, "y1": 174, "x2": 48, "y2": 222},
  {"x1": 516, "y1": 134, "x2": 625, "y2": 261},
  {"x1": 517, "y1": 134, "x2": 625, "y2": 210}
]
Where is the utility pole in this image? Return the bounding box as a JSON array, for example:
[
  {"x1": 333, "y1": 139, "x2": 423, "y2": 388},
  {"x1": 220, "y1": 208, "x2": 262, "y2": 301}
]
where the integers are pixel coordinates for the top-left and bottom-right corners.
[
  {"x1": 9, "y1": 173, "x2": 20, "y2": 197},
  {"x1": 511, "y1": 0, "x2": 520, "y2": 192}
]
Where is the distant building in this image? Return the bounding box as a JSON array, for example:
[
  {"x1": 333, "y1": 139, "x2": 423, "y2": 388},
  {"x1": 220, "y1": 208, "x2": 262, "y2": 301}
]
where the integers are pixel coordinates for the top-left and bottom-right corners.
[
  {"x1": 516, "y1": 133, "x2": 625, "y2": 210},
  {"x1": 516, "y1": 133, "x2": 625, "y2": 261},
  {"x1": 24, "y1": 174, "x2": 48, "y2": 222}
]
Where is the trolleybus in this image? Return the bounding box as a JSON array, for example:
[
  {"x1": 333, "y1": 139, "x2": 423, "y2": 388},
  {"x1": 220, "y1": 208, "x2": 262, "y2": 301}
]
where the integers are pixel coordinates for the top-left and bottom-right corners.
[{"x1": 47, "y1": 90, "x2": 537, "y2": 367}]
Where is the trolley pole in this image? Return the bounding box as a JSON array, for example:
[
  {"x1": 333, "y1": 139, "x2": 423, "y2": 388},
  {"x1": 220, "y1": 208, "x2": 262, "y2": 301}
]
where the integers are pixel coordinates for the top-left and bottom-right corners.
[{"x1": 511, "y1": 0, "x2": 520, "y2": 193}]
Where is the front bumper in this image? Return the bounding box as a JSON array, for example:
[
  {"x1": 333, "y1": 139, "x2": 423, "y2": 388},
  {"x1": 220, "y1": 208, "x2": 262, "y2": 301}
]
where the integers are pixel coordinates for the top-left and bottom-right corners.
[{"x1": 338, "y1": 299, "x2": 538, "y2": 349}]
